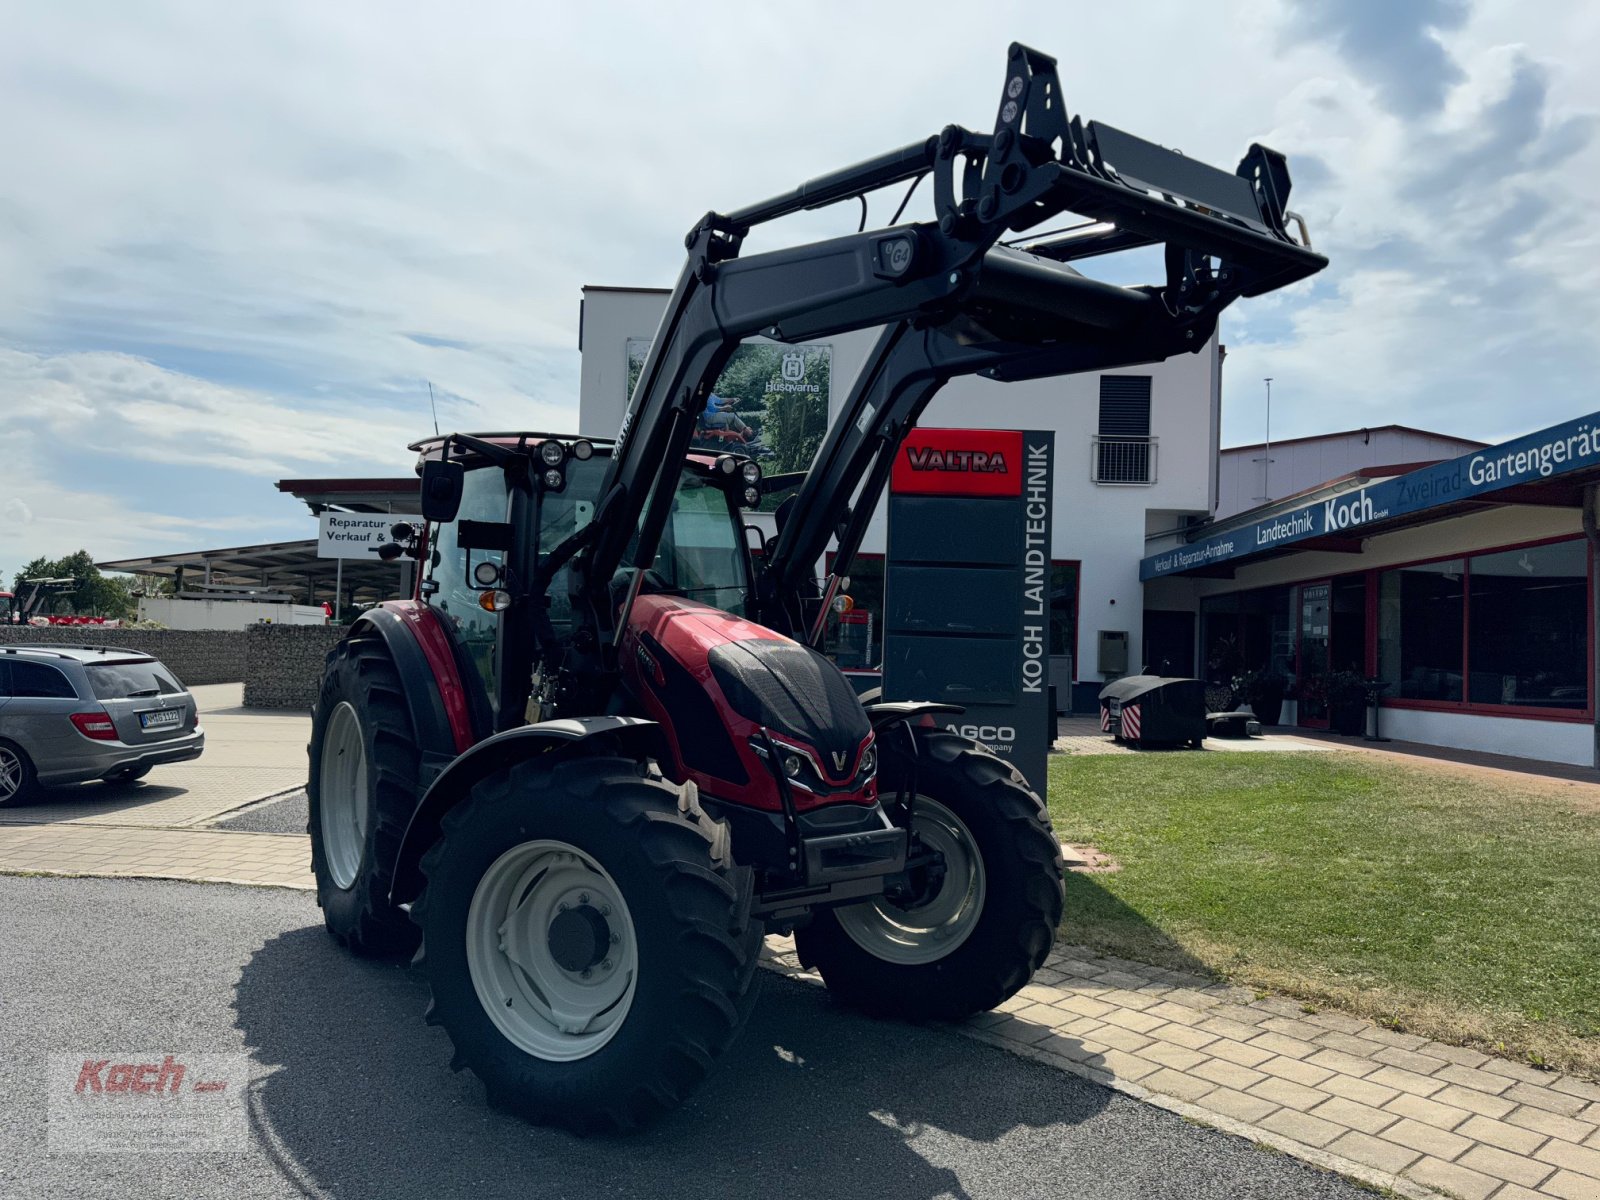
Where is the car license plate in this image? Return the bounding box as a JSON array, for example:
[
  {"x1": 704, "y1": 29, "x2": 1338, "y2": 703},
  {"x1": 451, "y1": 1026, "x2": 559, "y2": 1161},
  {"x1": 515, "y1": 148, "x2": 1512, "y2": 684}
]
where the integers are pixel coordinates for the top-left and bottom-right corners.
[{"x1": 139, "y1": 708, "x2": 184, "y2": 730}]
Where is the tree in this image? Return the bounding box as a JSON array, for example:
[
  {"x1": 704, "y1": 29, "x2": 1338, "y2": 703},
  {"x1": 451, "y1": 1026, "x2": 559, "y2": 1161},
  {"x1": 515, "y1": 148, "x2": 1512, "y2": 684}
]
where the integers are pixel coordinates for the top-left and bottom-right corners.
[{"x1": 12, "y1": 550, "x2": 138, "y2": 620}]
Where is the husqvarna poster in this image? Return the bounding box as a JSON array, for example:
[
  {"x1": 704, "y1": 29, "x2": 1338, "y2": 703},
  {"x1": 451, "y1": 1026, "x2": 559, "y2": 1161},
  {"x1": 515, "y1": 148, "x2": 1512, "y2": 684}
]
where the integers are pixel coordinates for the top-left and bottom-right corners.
[{"x1": 625, "y1": 338, "x2": 831, "y2": 476}]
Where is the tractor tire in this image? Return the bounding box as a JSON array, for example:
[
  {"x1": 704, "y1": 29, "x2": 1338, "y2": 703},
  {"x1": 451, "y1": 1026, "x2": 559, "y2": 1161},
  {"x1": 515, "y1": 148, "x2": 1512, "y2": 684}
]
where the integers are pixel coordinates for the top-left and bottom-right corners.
[
  {"x1": 0, "y1": 740, "x2": 37, "y2": 807},
  {"x1": 307, "y1": 635, "x2": 422, "y2": 959},
  {"x1": 795, "y1": 729, "x2": 1064, "y2": 1021},
  {"x1": 412, "y1": 754, "x2": 762, "y2": 1132}
]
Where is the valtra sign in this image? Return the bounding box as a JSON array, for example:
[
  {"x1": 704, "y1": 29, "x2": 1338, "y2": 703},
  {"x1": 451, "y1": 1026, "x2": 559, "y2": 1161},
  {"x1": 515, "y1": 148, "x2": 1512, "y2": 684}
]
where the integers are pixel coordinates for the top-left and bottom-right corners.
[
  {"x1": 889, "y1": 427, "x2": 1024, "y2": 498},
  {"x1": 883, "y1": 427, "x2": 1054, "y2": 795}
]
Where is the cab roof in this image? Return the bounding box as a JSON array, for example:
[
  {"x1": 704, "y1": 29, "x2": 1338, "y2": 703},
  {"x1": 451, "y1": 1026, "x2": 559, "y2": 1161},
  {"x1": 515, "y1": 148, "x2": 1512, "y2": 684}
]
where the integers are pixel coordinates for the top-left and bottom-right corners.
[{"x1": 409, "y1": 431, "x2": 753, "y2": 476}]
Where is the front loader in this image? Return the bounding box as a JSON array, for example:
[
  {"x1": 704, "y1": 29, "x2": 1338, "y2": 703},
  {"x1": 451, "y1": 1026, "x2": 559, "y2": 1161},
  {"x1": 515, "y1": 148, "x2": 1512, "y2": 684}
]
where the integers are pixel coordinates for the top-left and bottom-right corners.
[{"x1": 306, "y1": 42, "x2": 1326, "y2": 1131}]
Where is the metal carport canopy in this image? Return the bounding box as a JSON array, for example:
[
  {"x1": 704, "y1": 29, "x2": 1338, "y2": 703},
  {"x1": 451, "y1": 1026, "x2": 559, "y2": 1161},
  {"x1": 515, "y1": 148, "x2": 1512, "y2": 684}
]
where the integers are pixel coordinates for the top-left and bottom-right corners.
[{"x1": 97, "y1": 538, "x2": 407, "y2": 603}]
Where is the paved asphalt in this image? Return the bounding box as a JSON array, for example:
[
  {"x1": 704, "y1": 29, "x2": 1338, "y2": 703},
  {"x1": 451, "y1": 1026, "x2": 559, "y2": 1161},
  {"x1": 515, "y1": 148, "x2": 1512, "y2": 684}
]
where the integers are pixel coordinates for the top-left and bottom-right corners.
[
  {"x1": 213, "y1": 790, "x2": 309, "y2": 835},
  {"x1": 0, "y1": 876, "x2": 1371, "y2": 1200}
]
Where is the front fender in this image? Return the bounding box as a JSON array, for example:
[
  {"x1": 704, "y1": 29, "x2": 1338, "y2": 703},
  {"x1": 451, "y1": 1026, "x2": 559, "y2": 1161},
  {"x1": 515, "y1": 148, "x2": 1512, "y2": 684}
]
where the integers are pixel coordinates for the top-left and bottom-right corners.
[
  {"x1": 863, "y1": 701, "x2": 964, "y2": 731},
  {"x1": 388, "y1": 716, "x2": 660, "y2": 905}
]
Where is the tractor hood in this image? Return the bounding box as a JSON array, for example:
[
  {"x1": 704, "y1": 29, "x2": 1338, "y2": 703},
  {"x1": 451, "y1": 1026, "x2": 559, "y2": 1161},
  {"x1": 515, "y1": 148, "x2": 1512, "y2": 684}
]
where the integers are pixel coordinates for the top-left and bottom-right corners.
[
  {"x1": 706, "y1": 639, "x2": 871, "y2": 773},
  {"x1": 622, "y1": 595, "x2": 876, "y2": 812}
]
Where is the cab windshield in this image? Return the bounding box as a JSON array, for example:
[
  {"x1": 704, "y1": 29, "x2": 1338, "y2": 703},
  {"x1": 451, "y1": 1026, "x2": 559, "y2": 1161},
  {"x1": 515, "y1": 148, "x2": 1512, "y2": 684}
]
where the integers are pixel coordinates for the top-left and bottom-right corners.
[{"x1": 647, "y1": 474, "x2": 749, "y2": 615}]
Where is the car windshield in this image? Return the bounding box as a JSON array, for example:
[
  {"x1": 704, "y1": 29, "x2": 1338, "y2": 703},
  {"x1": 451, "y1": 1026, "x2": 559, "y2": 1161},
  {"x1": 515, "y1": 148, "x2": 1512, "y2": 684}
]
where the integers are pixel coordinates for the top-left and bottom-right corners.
[{"x1": 87, "y1": 661, "x2": 184, "y2": 699}]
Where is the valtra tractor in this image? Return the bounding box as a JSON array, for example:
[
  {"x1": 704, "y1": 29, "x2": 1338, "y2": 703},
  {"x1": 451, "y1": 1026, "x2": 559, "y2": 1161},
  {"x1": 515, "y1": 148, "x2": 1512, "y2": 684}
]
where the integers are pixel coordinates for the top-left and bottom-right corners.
[{"x1": 307, "y1": 43, "x2": 1325, "y2": 1130}]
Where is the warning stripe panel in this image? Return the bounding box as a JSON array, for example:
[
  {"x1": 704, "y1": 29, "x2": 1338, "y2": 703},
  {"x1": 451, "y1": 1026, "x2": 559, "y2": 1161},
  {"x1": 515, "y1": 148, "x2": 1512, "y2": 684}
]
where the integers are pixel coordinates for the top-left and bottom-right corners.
[{"x1": 1123, "y1": 704, "x2": 1142, "y2": 740}]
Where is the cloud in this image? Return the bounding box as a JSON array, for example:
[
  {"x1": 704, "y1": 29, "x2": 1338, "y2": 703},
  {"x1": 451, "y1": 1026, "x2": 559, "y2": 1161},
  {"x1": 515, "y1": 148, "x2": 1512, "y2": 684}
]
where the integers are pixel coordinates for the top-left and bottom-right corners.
[
  {"x1": 1283, "y1": 0, "x2": 1471, "y2": 117},
  {"x1": 0, "y1": 0, "x2": 1597, "y2": 539}
]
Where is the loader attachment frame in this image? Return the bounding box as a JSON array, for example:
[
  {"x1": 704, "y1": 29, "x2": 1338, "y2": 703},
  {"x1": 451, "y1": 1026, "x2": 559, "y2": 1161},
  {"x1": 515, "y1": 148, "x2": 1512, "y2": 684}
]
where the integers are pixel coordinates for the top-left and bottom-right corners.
[{"x1": 556, "y1": 41, "x2": 1324, "y2": 716}]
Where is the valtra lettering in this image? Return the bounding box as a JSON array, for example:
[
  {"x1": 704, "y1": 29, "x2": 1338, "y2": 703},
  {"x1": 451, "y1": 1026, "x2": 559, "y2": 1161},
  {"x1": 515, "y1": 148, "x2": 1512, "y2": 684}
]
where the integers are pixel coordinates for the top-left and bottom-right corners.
[{"x1": 904, "y1": 447, "x2": 1009, "y2": 474}]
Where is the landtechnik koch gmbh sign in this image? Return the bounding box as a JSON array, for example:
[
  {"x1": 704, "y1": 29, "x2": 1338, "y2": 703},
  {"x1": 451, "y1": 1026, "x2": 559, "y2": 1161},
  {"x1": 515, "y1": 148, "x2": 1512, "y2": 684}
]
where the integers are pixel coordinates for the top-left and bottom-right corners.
[{"x1": 1141, "y1": 412, "x2": 1600, "y2": 580}]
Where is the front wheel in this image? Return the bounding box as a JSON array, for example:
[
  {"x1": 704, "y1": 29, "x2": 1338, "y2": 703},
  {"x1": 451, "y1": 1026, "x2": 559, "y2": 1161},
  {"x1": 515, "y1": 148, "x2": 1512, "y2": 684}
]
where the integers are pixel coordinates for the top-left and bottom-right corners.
[
  {"x1": 796, "y1": 729, "x2": 1064, "y2": 1021},
  {"x1": 413, "y1": 755, "x2": 763, "y2": 1131},
  {"x1": 0, "y1": 742, "x2": 37, "y2": 807},
  {"x1": 306, "y1": 635, "x2": 421, "y2": 958}
]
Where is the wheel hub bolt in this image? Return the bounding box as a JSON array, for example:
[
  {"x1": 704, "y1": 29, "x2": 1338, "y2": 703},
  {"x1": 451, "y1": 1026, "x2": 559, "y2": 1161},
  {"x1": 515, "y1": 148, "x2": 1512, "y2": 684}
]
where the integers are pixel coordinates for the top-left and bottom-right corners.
[
  {"x1": 601, "y1": 959, "x2": 612, "y2": 971},
  {"x1": 581, "y1": 968, "x2": 592, "y2": 979}
]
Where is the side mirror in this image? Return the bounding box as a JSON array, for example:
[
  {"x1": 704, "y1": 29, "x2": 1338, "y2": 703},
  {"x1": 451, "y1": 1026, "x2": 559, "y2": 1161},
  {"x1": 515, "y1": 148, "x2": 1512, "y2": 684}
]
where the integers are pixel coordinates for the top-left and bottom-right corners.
[{"x1": 421, "y1": 460, "x2": 464, "y2": 523}]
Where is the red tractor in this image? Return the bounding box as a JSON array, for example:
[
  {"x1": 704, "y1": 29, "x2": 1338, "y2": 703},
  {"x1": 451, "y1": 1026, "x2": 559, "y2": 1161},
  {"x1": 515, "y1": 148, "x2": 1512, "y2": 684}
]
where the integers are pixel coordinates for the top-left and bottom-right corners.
[{"x1": 307, "y1": 43, "x2": 1325, "y2": 1130}]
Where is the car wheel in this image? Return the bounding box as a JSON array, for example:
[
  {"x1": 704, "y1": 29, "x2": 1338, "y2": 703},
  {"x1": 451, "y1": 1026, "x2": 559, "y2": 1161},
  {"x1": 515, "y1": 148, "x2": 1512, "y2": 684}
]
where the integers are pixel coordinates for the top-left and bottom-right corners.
[{"x1": 0, "y1": 741, "x2": 38, "y2": 807}]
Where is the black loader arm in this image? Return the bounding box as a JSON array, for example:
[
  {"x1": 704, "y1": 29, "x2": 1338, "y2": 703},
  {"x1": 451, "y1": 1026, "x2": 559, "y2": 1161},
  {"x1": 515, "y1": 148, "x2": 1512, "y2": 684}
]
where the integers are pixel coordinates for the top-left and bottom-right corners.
[{"x1": 571, "y1": 41, "x2": 1325, "y2": 669}]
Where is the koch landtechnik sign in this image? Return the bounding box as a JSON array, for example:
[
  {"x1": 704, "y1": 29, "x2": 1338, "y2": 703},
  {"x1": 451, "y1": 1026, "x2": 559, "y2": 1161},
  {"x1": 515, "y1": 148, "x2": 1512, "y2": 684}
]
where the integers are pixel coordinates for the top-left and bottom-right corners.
[
  {"x1": 1141, "y1": 412, "x2": 1600, "y2": 580},
  {"x1": 882, "y1": 427, "x2": 1055, "y2": 795}
]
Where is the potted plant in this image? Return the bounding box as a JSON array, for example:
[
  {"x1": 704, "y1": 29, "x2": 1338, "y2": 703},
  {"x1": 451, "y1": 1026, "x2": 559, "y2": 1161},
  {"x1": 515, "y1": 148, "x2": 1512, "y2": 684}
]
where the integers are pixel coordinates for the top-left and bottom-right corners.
[
  {"x1": 1326, "y1": 670, "x2": 1368, "y2": 736},
  {"x1": 1232, "y1": 669, "x2": 1286, "y2": 725}
]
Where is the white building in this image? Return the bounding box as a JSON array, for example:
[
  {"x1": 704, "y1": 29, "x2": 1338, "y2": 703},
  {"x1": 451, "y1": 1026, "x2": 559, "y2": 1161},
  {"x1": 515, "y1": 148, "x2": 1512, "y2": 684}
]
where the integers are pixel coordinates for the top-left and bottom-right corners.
[
  {"x1": 578, "y1": 284, "x2": 1223, "y2": 712},
  {"x1": 1216, "y1": 426, "x2": 1486, "y2": 521}
]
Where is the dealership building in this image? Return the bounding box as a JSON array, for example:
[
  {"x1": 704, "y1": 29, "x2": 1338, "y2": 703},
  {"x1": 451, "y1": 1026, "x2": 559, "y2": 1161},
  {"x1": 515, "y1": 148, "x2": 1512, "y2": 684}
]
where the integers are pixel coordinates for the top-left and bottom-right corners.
[{"x1": 580, "y1": 287, "x2": 1600, "y2": 767}]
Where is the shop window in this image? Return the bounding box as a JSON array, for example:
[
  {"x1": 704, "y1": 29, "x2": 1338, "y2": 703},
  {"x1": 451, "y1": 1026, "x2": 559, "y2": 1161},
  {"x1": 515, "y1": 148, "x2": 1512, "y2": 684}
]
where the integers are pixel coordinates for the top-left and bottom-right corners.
[
  {"x1": 1378, "y1": 560, "x2": 1465, "y2": 701},
  {"x1": 1200, "y1": 586, "x2": 1293, "y2": 684},
  {"x1": 1468, "y1": 541, "x2": 1588, "y2": 710},
  {"x1": 1049, "y1": 562, "x2": 1078, "y2": 661},
  {"x1": 827, "y1": 554, "x2": 884, "y2": 670}
]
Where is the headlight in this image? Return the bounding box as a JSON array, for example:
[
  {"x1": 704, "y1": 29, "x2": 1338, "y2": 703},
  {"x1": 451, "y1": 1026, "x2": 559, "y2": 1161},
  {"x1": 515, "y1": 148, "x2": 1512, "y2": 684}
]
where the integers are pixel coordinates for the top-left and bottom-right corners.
[
  {"x1": 542, "y1": 468, "x2": 564, "y2": 489},
  {"x1": 741, "y1": 461, "x2": 761, "y2": 484},
  {"x1": 859, "y1": 745, "x2": 877, "y2": 777},
  {"x1": 539, "y1": 440, "x2": 566, "y2": 466},
  {"x1": 571, "y1": 439, "x2": 594, "y2": 460},
  {"x1": 718, "y1": 455, "x2": 738, "y2": 475},
  {"x1": 783, "y1": 754, "x2": 803, "y2": 778},
  {"x1": 742, "y1": 486, "x2": 761, "y2": 507}
]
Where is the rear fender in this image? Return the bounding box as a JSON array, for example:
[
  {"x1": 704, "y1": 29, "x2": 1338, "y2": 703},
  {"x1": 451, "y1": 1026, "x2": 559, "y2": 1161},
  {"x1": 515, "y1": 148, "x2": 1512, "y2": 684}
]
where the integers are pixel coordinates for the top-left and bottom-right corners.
[{"x1": 388, "y1": 716, "x2": 660, "y2": 905}]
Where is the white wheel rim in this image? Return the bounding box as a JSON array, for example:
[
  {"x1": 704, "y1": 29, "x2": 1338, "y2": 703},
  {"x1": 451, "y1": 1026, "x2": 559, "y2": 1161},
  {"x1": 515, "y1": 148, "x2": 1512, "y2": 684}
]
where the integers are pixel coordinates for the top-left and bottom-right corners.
[
  {"x1": 465, "y1": 840, "x2": 638, "y2": 1062},
  {"x1": 836, "y1": 796, "x2": 987, "y2": 966},
  {"x1": 319, "y1": 701, "x2": 368, "y2": 890},
  {"x1": 0, "y1": 748, "x2": 21, "y2": 801}
]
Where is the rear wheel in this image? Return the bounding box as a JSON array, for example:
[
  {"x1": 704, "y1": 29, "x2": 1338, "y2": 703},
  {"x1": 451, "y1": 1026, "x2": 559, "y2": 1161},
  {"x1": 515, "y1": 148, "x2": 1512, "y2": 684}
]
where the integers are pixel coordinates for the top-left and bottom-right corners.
[
  {"x1": 0, "y1": 742, "x2": 36, "y2": 807},
  {"x1": 413, "y1": 755, "x2": 762, "y2": 1131},
  {"x1": 307, "y1": 635, "x2": 421, "y2": 959},
  {"x1": 796, "y1": 729, "x2": 1064, "y2": 1021}
]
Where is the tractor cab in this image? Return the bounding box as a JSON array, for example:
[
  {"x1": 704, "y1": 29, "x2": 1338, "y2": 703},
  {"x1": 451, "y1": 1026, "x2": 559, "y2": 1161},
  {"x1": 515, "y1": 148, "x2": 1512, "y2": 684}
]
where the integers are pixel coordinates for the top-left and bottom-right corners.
[{"x1": 409, "y1": 432, "x2": 763, "y2": 736}]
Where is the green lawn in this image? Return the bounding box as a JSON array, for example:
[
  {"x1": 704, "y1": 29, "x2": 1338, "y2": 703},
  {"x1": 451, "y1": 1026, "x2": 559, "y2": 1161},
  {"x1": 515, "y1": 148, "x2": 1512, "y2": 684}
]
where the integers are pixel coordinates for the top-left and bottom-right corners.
[{"x1": 1047, "y1": 750, "x2": 1600, "y2": 1075}]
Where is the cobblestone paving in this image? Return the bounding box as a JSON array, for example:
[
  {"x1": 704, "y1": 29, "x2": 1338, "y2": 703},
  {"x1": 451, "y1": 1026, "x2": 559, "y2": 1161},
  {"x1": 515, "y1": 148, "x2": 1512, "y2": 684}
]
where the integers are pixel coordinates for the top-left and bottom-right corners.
[{"x1": 766, "y1": 940, "x2": 1600, "y2": 1200}]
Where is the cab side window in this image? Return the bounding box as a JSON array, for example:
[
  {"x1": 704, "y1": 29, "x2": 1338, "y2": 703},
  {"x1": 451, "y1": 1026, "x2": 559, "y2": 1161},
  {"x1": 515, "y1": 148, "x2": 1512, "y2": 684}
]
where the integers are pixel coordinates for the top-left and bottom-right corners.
[{"x1": 9, "y1": 661, "x2": 78, "y2": 699}]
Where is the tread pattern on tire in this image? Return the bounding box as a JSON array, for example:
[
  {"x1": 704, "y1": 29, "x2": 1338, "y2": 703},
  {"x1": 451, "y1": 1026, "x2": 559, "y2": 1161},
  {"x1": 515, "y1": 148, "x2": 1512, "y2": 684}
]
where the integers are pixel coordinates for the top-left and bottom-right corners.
[
  {"x1": 412, "y1": 754, "x2": 762, "y2": 1133},
  {"x1": 306, "y1": 634, "x2": 422, "y2": 958},
  {"x1": 795, "y1": 728, "x2": 1064, "y2": 1021}
]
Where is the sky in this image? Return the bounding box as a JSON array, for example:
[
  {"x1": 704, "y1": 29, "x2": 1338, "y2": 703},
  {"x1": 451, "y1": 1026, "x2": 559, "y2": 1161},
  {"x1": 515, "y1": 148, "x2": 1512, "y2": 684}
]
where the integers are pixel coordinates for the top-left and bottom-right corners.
[{"x1": 1, "y1": 0, "x2": 1597, "y2": 569}]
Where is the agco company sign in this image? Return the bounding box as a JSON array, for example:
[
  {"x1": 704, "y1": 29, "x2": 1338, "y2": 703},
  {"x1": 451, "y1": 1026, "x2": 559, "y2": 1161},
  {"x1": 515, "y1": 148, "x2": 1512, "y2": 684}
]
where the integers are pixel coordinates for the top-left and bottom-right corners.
[{"x1": 1142, "y1": 412, "x2": 1600, "y2": 580}]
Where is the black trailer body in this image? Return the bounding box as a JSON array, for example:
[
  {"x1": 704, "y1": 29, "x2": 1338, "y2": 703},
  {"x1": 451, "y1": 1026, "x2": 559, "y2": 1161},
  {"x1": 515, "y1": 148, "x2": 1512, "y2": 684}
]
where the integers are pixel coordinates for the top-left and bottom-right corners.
[{"x1": 1098, "y1": 675, "x2": 1207, "y2": 746}]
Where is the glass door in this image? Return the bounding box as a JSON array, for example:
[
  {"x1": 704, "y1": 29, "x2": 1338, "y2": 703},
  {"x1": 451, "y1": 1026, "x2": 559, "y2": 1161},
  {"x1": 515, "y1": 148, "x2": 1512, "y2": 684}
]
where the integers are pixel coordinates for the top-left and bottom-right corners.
[{"x1": 1297, "y1": 582, "x2": 1332, "y2": 727}]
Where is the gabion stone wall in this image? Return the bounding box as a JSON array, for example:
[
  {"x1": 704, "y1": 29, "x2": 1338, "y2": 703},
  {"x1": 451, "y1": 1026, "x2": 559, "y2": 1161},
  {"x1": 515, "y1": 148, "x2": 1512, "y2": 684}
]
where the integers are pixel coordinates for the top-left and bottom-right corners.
[
  {"x1": 0, "y1": 627, "x2": 247, "y2": 686},
  {"x1": 243, "y1": 624, "x2": 345, "y2": 709}
]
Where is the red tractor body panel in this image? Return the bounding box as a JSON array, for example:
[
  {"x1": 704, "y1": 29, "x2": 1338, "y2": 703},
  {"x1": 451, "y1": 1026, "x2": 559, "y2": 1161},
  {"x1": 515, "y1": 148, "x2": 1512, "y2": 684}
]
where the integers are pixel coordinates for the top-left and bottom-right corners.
[
  {"x1": 380, "y1": 599, "x2": 477, "y2": 753},
  {"x1": 621, "y1": 594, "x2": 876, "y2": 815}
]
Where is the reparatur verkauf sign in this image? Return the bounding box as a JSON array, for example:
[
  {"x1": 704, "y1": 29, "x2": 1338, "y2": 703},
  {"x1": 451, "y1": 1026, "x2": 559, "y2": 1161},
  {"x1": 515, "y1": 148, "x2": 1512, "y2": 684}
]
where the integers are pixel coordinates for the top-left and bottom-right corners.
[
  {"x1": 317, "y1": 513, "x2": 424, "y2": 560},
  {"x1": 1141, "y1": 411, "x2": 1600, "y2": 580}
]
